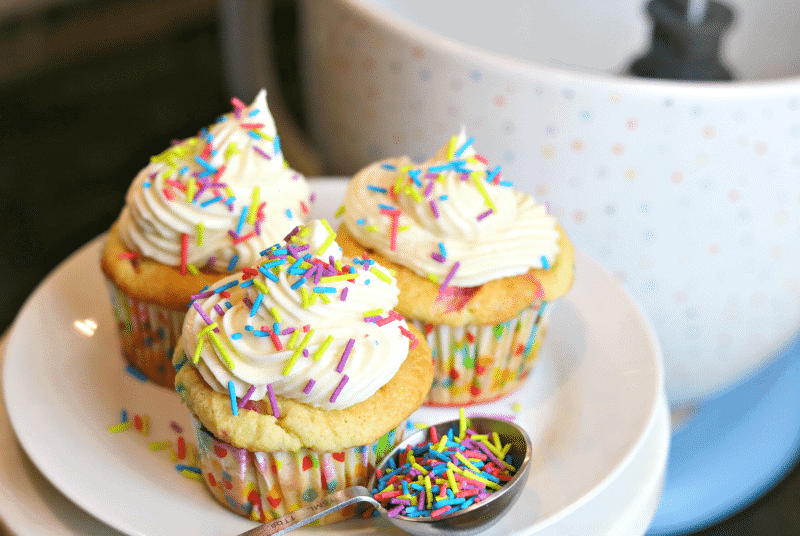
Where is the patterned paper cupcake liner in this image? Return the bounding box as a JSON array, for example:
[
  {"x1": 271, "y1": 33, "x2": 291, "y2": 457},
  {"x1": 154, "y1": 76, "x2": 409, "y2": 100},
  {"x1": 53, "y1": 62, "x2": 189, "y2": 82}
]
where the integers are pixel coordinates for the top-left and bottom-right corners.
[
  {"x1": 192, "y1": 415, "x2": 413, "y2": 525},
  {"x1": 104, "y1": 277, "x2": 185, "y2": 389},
  {"x1": 411, "y1": 301, "x2": 552, "y2": 406}
]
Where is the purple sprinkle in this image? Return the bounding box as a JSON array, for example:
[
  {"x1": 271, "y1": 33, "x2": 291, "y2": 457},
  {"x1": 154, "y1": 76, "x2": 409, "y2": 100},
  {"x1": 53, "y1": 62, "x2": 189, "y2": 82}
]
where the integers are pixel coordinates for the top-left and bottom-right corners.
[
  {"x1": 314, "y1": 266, "x2": 323, "y2": 285},
  {"x1": 310, "y1": 192, "x2": 316, "y2": 202},
  {"x1": 267, "y1": 384, "x2": 280, "y2": 418},
  {"x1": 340, "y1": 287, "x2": 349, "y2": 301},
  {"x1": 392, "y1": 499, "x2": 412, "y2": 506},
  {"x1": 203, "y1": 256, "x2": 217, "y2": 271},
  {"x1": 228, "y1": 230, "x2": 239, "y2": 240},
  {"x1": 169, "y1": 421, "x2": 183, "y2": 433},
  {"x1": 302, "y1": 348, "x2": 309, "y2": 358},
  {"x1": 330, "y1": 374, "x2": 349, "y2": 403},
  {"x1": 253, "y1": 146, "x2": 272, "y2": 159},
  {"x1": 429, "y1": 200, "x2": 440, "y2": 218},
  {"x1": 441, "y1": 261, "x2": 461, "y2": 290},
  {"x1": 337, "y1": 338, "x2": 355, "y2": 373},
  {"x1": 192, "y1": 302, "x2": 219, "y2": 332},
  {"x1": 254, "y1": 220, "x2": 261, "y2": 236},
  {"x1": 281, "y1": 327, "x2": 295, "y2": 335},
  {"x1": 214, "y1": 304, "x2": 226, "y2": 316},
  {"x1": 387, "y1": 505, "x2": 405, "y2": 517},
  {"x1": 431, "y1": 252, "x2": 446, "y2": 263},
  {"x1": 238, "y1": 384, "x2": 256, "y2": 408},
  {"x1": 476, "y1": 208, "x2": 494, "y2": 221},
  {"x1": 424, "y1": 180, "x2": 435, "y2": 197},
  {"x1": 283, "y1": 226, "x2": 300, "y2": 242},
  {"x1": 243, "y1": 296, "x2": 253, "y2": 308},
  {"x1": 303, "y1": 379, "x2": 316, "y2": 394},
  {"x1": 191, "y1": 290, "x2": 215, "y2": 300},
  {"x1": 363, "y1": 315, "x2": 382, "y2": 323}
]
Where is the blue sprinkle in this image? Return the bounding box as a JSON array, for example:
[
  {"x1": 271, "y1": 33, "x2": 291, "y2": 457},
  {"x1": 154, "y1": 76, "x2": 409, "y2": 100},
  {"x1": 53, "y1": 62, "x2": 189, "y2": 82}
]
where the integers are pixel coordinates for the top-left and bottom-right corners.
[
  {"x1": 227, "y1": 255, "x2": 239, "y2": 272},
  {"x1": 228, "y1": 381, "x2": 238, "y2": 416},
  {"x1": 378, "y1": 204, "x2": 397, "y2": 211},
  {"x1": 286, "y1": 209, "x2": 293, "y2": 218},
  {"x1": 215, "y1": 280, "x2": 239, "y2": 293},
  {"x1": 367, "y1": 185, "x2": 388, "y2": 194},
  {"x1": 175, "y1": 464, "x2": 202, "y2": 474},
  {"x1": 290, "y1": 277, "x2": 306, "y2": 290},
  {"x1": 125, "y1": 364, "x2": 148, "y2": 382},
  {"x1": 236, "y1": 206, "x2": 249, "y2": 235},
  {"x1": 245, "y1": 325, "x2": 254, "y2": 331},
  {"x1": 356, "y1": 218, "x2": 366, "y2": 225},
  {"x1": 313, "y1": 286, "x2": 336, "y2": 293},
  {"x1": 274, "y1": 135, "x2": 281, "y2": 155},
  {"x1": 200, "y1": 195, "x2": 223, "y2": 208},
  {"x1": 381, "y1": 163, "x2": 396, "y2": 170},
  {"x1": 455, "y1": 136, "x2": 474, "y2": 157},
  {"x1": 240, "y1": 279, "x2": 254, "y2": 288},
  {"x1": 248, "y1": 109, "x2": 260, "y2": 117},
  {"x1": 143, "y1": 181, "x2": 151, "y2": 188},
  {"x1": 121, "y1": 410, "x2": 128, "y2": 423},
  {"x1": 439, "y1": 195, "x2": 449, "y2": 201},
  {"x1": 250, "y1": 293, "x2": 264, "y2": 316},
  {"x1": 231, "y1": 333, "x2": 242, "y2": 340},
  {"x1": 541, "y1": 256, "x2": 550, "y2": 270}
]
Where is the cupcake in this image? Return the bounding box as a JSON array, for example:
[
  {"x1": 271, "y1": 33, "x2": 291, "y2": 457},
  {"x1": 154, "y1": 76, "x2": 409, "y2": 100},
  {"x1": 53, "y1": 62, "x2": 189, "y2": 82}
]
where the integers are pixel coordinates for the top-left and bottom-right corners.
[
  {"x1": 172, "y1": 220, "x2": 433, "y2": 524},
  {"x1": 101, "y1": 90, "x2": 311, "y2": 388},
  {"x1": 337, "y1": 130, "x2": 574, "y2": 406}
]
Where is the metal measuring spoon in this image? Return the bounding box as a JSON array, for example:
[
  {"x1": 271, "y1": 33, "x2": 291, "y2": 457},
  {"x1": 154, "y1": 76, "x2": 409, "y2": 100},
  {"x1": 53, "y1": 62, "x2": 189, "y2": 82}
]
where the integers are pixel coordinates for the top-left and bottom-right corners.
[{"x1": 236, "y1": 417, "x2": 531, "y2": 536}]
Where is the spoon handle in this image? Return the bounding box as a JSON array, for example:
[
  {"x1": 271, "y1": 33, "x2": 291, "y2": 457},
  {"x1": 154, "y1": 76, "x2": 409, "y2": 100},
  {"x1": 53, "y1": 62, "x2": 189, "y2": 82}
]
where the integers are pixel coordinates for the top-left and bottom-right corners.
[{"x1": 236, "y1": 486, "x2": 381, "y2": 536}]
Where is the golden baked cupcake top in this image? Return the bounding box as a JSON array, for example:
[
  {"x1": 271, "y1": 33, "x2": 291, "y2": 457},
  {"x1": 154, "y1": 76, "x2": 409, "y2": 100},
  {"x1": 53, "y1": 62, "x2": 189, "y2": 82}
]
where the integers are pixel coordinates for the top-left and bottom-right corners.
[
  {"x1": 339, "y1": 129, "x2": 574, "y2": 325},
  {"x1": 116, "y1": 89, "x2": 310, "y2": 276},
  {"x1": 174, "y1": 220, "x2": 432, "y2": 451}
]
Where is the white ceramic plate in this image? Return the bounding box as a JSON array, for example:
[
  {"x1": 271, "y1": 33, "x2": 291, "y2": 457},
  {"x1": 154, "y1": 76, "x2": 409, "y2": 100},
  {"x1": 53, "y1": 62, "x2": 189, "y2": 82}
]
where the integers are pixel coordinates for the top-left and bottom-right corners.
[{"x1": 3, "y1": 178, "x2": 663, "y2": 536}]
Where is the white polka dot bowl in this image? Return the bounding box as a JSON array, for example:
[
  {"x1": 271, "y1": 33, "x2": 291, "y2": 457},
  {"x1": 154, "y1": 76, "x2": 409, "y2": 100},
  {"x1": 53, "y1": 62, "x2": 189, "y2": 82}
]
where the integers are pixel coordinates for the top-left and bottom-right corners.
[{"x1": 224, "y1": 0, "x2": 800, "y2": 408}]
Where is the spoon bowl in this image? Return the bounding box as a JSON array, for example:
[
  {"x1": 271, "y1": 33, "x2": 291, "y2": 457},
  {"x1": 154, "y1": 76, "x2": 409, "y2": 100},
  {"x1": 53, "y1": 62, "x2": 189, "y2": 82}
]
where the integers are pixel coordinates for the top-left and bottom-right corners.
[{"x1": 237, "y1": 416, "x2": 532, "y2": 536}]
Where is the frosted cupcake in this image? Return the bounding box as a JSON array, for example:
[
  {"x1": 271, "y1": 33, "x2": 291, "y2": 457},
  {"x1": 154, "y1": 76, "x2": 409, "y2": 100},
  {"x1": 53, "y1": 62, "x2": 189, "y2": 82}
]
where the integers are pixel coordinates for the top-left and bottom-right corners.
[
  {"x1": 101, "y1": 90, "x2": 311, "y2": 388},
  {"x1": 172, "y1": 220, "x2": 433, "y2": 524},
  {"x1": 337, "y1": 130, "x2": 574, "y2": 406}
]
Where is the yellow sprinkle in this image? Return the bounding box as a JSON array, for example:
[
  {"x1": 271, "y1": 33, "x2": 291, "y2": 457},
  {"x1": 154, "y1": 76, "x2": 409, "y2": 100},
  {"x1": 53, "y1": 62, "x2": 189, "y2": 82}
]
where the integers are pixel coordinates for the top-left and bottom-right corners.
[
  {"x1": 363, "y1": 308, "x2": 383, "y2": 318},
  {"x1": 108, "y1": 422, "x2": 131, "y2": 434},
  {"x1": 311, "y1": 335, "x2": 334, "y2": 361},
  {"x1": 463, "y1": 470, "x2": 502, "y2": 490},
  {"x1": 398, "y1": 225, "x2": 411, "y2": 232},
  {"x1": 447, "y1": 468, "x2": 459, "y2": 493},
  {"x1": 369, "y1": 266, "x2": 391, "y2": 284},
  {"x1": 447, "y1": 135, "x2": 457, "y2": 160},
  {"x1": 366, "y1": 225, "x2": 379, "y2": 232},
  {"x1": 335, "y1": 204, "x2": 346, "y2": 217},
  {"x1": 472, "y1": 174, "x2": 497, "y2": 212},
  {"x1": 186, "y1": 178, "x2": 196, "y2": 203},
  {"x1": 149, "y1": 441, "x2": 171, "y2": 451},
  {"x1": 298, "y1": 225, "x2": 311, "y2": 237},
  {"x1": 270, "y1": 307, "x2": 282, "y2": 323},
  {"x1": 424, "y1": 475, "x2": 433, "y2": 509},
  {"x1": 427, "y1": 274, "x2": 440, "y2": 284},
  {"x1": 379, "y1": 484, "x2": 395, "y2": 494},
  {"x1": 319, "y1": 273, "x2": 359, "y2": 283},
  {"x1": 288, "y1": 328, "x2": 301, "y2": 349},
  {"x1": 295, "y1": 328, "x2": 314, "y2": 356},
  {"x1": 282, "y1": 351, "x2": 301, "y2": 376},
  {"x1": 446, "y1": 461, "x2": 465, "y2": 477},
  {"x1": 198, "y1": 322, "x2": 218, "y2": 338},
  {"x1": 252, "y1": 279, "x2": 270, "y2": 295},
  {"x1": 208, "y1": 331, "x2": 235, "y2": 370},
  {"x1": 492, "y1": 432, "x2": 502, "y2": 450},
  {"x1": 225, "y1": 142, "x2": 241, "y2": 159},
  {"x1": 224, "y1": 186, "x2": 235, "y2": 199},
  {"x1": 406, "y1": 450, "x2": 415, "y2": 465},
  {"x1": 300, "y1": 287, "x2": 310, "y2": 309},
  {"x1": 193, "y1": 338, "x2": 204, "y2": 364},
  {"x1": 459, "y1": 407, "x2": 467, "y2": 440},
  {"x1": 512, "y1": 402, "x2": 521, "y2": 412},
  {"x1": 308, "y1": 291, "x2": 318, "y2": 306},
  {"x1": 248, "y1": 186, "x2": 260, "y2": 225},
  {"x1": 320, "y1": 218, "x2": 335, "y2": 235},
  {"x1": 411, "y1": 462, "x2": 429, "y2": 476},
  {"x1": 436, "y1": 435, "x2": 449, "y2": 453},
  {"x1": 318, "y1": 292, "x2": 331, "y2": 304},
  {"x1": 317, "y1": 233, "x2": 337, "y2": 256},
  {"x1": 169, "y1": 450, "x2": 178, "y2": 463},
  {"x1": 456, "y1": 452, "x2": 481, "y2": 474},
  {"x1": 500, "y1": 443, "x2": 512, "y2": 459},
  {"x1": 404, "y1": 185, "x2": 423, "y2": 203},
  {"x1": 181, "y1": 470, "x2": 203, "y2": 482},
  {"x1": 334, "y1": 260, "x2": 343, "y2": 271}
]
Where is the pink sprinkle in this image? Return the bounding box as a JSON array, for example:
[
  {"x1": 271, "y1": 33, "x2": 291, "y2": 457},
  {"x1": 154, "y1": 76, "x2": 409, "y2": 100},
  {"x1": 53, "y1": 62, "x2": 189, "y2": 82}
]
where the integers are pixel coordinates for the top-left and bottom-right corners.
[
  {"x1": 330, "y1": 374, "x2": 349, "y2": 403},
  {"x1": 267, "y1": 384, "x2": 280, "y2": 418},
  {"x1": 303, "y1": 379, "x2": 316, "y2": 394},
  {"x1": 476, "y1": 208, "x2": 494, "y2": 221},
  {"x1": 238, "y1": 384, "x2": 256, "y2": 408},
  {"x1": 337, "y1": 339, "x2": 355, "y2": 373},
  {"x1": 231, "y1": 97, "x2": 246, "y2": 109}
]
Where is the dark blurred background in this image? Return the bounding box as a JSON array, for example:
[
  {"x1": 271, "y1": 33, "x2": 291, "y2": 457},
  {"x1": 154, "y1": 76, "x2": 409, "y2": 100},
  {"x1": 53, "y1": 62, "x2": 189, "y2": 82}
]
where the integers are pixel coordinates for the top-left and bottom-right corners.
[{"x1": 0, "y1": 1, "x2": 798, "y2": 535}]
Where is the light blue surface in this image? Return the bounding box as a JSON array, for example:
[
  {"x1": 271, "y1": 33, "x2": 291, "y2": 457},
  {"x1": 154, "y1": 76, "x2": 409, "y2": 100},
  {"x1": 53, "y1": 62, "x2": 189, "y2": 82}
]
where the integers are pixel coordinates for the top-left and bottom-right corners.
[{"x1": 647, "y1": 333, "x2": 800, "y2": 535}]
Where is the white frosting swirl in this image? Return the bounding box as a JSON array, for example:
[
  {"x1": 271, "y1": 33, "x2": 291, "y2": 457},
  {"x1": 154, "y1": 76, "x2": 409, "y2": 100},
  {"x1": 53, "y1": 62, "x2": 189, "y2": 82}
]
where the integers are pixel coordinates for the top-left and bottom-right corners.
[
  {"x1": 343, "y1": 129, "x2": 560, "y2": 287},
  {"x1": 118, "y1": 89, "x2": 310, "y2": 272},
  {"x1": 181, "y1": 220, "x2": 412, "y2": 410}
]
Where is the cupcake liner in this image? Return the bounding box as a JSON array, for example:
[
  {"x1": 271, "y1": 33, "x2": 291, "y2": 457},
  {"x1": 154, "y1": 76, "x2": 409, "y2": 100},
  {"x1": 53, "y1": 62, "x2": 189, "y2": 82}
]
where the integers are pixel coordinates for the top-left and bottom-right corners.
[
  {"x1": 192, "y1": 415, "x2": 413, "y2": 524},
  {"x1": 411, "y1": 300, "x2": 552, "y2": 406},
  {"x1": 104, "y1": 277, "x2": 185, "y2": 389}
]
